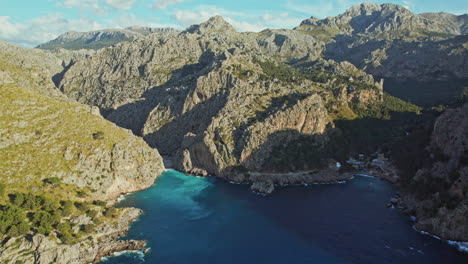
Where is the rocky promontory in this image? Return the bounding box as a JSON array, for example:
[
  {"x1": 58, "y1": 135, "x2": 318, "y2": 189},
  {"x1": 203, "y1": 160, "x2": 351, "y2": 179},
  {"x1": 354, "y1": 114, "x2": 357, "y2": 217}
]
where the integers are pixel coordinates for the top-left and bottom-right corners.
[
  {"x1": 397, "y1": 105, "x2": 468, "y2": 241},
  {"x1": 0, "y1": 41, "x2": 165, "y2": 263}
]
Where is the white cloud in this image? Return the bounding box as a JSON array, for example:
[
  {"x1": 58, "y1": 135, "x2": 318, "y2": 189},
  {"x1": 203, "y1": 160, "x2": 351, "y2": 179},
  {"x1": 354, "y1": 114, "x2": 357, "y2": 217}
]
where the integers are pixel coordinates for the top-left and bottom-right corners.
[
  {"x1": 173, "y1": 5, "x2": 305, "y2": 32},
  {"x1": 259, "y1": 12, "x2": 303, "y2": 29},
  {"x1": 173, "y1": 7, "x2": 266, "y2": 32},
  {"x1": 401, "y1": 0, "x2": 414, "y2": 10},
  {"x1": 0, "y1": 14, "x2": 126, "y2": 48},
  {"x1": 151, "y1": 0, "x2": 189, "y2": 9},
  {"x1": 102, "y1": 0, "x2": 137, "y2": 10},
  {"x1": 452, "y1": 9, "x2": 468, "y2": 15},
  {"x1": 0, "y1": 16, "x2": 27, "y2": 40},
  {"x1": 105, "y1": 13, "x2": 182, "y2": 29},
  {"x1": 226, "y1": 18, "x2": 266, "y2": 32},
  {"x1": 0, "y1": 12, "x2": 184, "y2": 48},
  {"x1": 59, "y1": 0, "x2": 136, "y2": 13},
  {"x1": 283, "y1": 0, "x2": 420, "y2": 17}
]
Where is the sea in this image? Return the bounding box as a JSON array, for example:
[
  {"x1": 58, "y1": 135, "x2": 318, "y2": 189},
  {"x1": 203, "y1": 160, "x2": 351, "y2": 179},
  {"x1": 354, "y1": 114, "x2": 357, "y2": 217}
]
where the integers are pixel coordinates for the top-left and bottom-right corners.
[{"x1": 101, "y1": 169, "x2": 468, "y2": 264}]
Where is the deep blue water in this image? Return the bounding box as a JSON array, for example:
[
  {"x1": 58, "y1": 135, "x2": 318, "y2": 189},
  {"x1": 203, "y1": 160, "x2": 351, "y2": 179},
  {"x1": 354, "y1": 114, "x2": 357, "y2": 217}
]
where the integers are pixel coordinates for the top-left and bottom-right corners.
[{"x1": 101, "y1": 170, "x2": 468, "y2": 264}]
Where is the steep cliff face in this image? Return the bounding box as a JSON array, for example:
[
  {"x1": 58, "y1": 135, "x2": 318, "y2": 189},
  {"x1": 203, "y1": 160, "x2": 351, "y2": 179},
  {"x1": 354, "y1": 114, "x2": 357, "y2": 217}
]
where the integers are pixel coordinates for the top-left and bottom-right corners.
[
  {"x1": 398, "y1": 105, "x2": 468, "y2": 241},
  {"x1": 0, "y1": 41, "x2": 165, "y2": 201},
  {"x1": 58, "y1": 17, "x2": 326, "y2": 111},
  {"x1": 58, "y1": 19, "x2": 383, "y2": 180},
  {"x1": 0, "y1": 84, "x2": 164, "y2": 201},
  {"x1": 0, "y1": 42, "x2": 165, "y2": 263},
  {"x1": 55, "y1": 5, "x2": 465, "y2": 182}
]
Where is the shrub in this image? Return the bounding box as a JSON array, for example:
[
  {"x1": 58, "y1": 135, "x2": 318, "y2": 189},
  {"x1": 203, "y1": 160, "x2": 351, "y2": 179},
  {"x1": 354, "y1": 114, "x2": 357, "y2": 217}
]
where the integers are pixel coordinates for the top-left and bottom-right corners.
[
  {"x1": 82, "y1": 224, "x2": 95, "y2": 233},
  {"x1": 42, "y1": 177, "x2": 61, "y2": 186},
  {"x1": 17, "y1": 221, "x2": 30, "y2": 236},
  {"x1": 62, "y1": 201, "x2": 75, "y2": 216},
  {"x1": 86, "y1": 209, "x2": 98, "y2": 219},
  {"x1": 0, "y1": 183, "x2": 5, "y2": 197},
  {"x1": 93, "y1": 200, "x2": 107, "y2": 207},
  {"x1": 7, "y1": 225, "x2": 18, "y2": 237},
  {"x1": 23, "y1": 193, "x2": 39, "y2": 210},
  {"x1": 60, "y1": 231, "x2": 74, "y2": 244},
  {"x1": 36, "y1": 226, "x2": 50, "y2": 236},
  {"x1": 43, "y1": 199, "x2": 60, "y2": 212},
  {"x1": 77, "y1": 190, "x2": 88, "y2": 198},
  {"x1": 74, "y1": 202, "x2": 90, "y2": 212},
  {"x1": 11, "y1": 193, "x2": 25, "y2": 206},
  {"x1": 92, "y1": 131, "x2": 105, "y2": 140},
  {"x1": 57, "y1": 222, "x2": 71, "y2": 234},
  {"x1": 103, "y1": 207, "x2": 117, "y2": 218}
]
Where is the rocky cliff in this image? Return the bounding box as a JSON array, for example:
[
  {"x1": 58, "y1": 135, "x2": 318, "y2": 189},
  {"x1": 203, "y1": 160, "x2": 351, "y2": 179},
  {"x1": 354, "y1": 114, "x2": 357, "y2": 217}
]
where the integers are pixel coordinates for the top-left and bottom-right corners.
[
  {"x1": 295, "y1": 3, "x2": 468, "y2": 81},
  {"x1": 57, "y1": 16, "x2": 383, "y2": 182},
  {"x1": 0, "y1": 41, "x2": 165, "y2": 263},
  {"x1": 3, "y1": 1, "x2": 467, "y2": 254},
  {"x1": 394, "y1": 105, "x2": 468, "y2": 241},
  {"x1": 0, "y1": 208, "x2": 145, "y2": 264},
  {"x1": 0, "y1": 41, "x2": 165, "y2": 201}
]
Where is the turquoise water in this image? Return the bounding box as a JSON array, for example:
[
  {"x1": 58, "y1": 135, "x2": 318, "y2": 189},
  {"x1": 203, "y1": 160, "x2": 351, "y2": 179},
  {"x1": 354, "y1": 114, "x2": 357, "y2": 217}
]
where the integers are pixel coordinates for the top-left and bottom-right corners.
[{"x1": 101, "y1": 170, "x2": 468, "y2": 264}]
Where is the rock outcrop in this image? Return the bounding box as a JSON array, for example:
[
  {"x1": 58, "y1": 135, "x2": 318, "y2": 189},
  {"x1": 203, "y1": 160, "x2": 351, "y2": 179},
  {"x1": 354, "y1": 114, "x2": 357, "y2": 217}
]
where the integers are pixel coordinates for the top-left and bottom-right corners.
[
  {"x1": 0, "y1": 208, "x2": 145, "y2": 264},
  {"x1": 57, "y1": 17, "x2": 384, "y2": 184},
  {"x1": 399, "y1": 105, "x2": 468, "y2": 241},
  {"x1": 0, "y1": 83, "x2": 164, "y2": 201},
  {"x1": 0, "y1": 41, "x2": 165, "y2": 263},
  {"x1": 295, "y1": 3, "x2": 468, "y2": 80}
]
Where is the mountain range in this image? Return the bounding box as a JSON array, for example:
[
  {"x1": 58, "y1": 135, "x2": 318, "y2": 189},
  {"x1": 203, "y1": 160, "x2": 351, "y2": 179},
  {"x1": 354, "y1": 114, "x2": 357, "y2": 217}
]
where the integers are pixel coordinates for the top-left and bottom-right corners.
[{"x1": 0, "y1": 2, "x2": 467, "y2": 263}]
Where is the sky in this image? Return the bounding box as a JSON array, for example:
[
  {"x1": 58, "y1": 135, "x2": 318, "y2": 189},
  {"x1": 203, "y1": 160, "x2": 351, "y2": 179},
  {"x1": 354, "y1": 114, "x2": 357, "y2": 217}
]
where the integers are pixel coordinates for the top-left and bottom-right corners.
[{"x1": 0, "y1": 0, "x2": 467, "y2": 48}]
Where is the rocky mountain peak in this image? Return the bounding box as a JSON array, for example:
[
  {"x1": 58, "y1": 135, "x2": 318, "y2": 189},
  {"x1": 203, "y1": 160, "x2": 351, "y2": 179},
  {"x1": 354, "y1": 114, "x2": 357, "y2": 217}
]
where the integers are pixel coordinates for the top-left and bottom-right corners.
[
  {"x1": 186, "y1": 16, "x2": 236, "y2": 34},
  {"x1": 296, "y1": 2, "x2": 467, "y2": 37},
  {"x1": 344, "y1": 2, "x2": 383, "y2": 16}
]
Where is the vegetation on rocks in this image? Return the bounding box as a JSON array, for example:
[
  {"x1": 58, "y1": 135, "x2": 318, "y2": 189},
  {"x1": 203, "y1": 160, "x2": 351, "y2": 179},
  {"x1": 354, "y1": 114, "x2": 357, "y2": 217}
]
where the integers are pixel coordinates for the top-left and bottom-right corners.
[{"x1": 0, "y1": 40, "x2": 165, "y2": 263}]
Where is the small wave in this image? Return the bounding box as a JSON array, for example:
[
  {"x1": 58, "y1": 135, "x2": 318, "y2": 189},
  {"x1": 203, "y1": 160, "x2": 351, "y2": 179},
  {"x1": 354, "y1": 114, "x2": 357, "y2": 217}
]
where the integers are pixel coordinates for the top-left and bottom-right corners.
[
  {"x1": 448, "y1": 241, "x2": 468, "y2": 253},
  {"x1": 113, "y1": 250, "x2": 145, "y2": 258},
  {"x1": 354, "y1": 174, "x2": 375, "y2": 178},
  {"x1": 413, "y1": 225, "x2": 468, "y2": 253},
  {"x1": 101, "y1": 249, "x2": 146, "y2": 262},
  {"x1": 187, "y1": 210, "x2": 212, "y2": 220},
  {"x1": 117, "y1": 194, "x2": 128, "y2": 203}
]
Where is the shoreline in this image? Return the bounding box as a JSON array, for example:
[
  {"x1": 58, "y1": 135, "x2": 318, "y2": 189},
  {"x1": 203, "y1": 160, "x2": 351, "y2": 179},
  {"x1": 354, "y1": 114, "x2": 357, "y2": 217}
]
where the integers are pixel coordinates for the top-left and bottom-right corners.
[
  {"x1": 110, "y1": 167, "x2": 468, "y2": 259},
  {"x1": 183, "y1": 165, "x2": 468, "y2": 255},
  {"x1": 413, "y1": 224, "x2": 468, "y2": 253}
]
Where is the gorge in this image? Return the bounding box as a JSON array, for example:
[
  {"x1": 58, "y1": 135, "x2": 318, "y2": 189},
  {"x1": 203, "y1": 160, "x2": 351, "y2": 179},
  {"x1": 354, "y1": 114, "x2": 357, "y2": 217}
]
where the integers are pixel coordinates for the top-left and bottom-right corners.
[{"x1": 0, "y1": 2, "x2": 467, "y2": 263}]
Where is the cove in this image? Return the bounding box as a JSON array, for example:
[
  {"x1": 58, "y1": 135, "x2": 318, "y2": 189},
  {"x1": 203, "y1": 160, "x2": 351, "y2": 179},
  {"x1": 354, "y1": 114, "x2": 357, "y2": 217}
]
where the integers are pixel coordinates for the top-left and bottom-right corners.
[{"x1": 101, "y1": 170, "x2": 468, "y2": 264}]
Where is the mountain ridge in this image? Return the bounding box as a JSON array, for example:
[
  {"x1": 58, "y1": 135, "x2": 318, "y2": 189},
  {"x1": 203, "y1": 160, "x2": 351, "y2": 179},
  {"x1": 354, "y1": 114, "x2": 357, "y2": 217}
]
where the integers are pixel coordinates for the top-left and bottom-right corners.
[{"x1": 36, "y1": 26, "x2": 180, "y2": 50}]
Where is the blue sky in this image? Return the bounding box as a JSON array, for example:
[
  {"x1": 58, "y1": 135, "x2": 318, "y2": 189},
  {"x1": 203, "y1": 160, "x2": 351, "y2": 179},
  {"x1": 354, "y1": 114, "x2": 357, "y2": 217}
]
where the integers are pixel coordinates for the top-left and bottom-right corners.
[{"x1": 1, "y1": 0, "x2": 467, "y2": 48}]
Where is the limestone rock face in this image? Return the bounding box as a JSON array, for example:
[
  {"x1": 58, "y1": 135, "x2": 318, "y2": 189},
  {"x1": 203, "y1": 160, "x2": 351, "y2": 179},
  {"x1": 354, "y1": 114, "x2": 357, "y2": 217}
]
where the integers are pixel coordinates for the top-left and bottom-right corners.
[
  {"x1": 0, "y1": 208, "x2": 145, "y2": 264},
  {"x1": 0, "y1": 41, "x2": 165, "y2": 201},
  {"x1": 0, "y1": 39, "x2": 165, "y2": 264},
  {"x1": 0, "y1": 41, "x2": 65, "y2": 98},
  {"x1": 295, "y1": 3, "x2": 468, "y2": 80},
  {"x1": 299, "y1": 3, "x2": 467, "y2": 36},
  {"x1": 53, "y1": 3, "x2": 464, "y2": 186},
  {"x1": 55, "y1": 17, "x2": 384, "y2": 180},
  {"x1": 402, "y1": 105, "x2": 468, "y2": 241},
  {"x1": 0, "y1": 85, "x2": 165, "y2": 201},
  {"x1": 432, "y1": 106, "x2": 468, "y2": 161}
]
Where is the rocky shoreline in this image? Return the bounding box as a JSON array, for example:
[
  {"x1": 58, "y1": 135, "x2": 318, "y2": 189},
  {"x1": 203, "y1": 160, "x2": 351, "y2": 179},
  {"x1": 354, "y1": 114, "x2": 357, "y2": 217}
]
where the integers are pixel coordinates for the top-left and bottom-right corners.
[
  {"x1": 210, "y1": 152, "x2": 468, "y2": 254},
  {"x1": 0, "y1": 207, "x2": 147, "y2": 264},
  {"x1": 246, "y1": 168, "x2": 353, "y2": 195}
]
